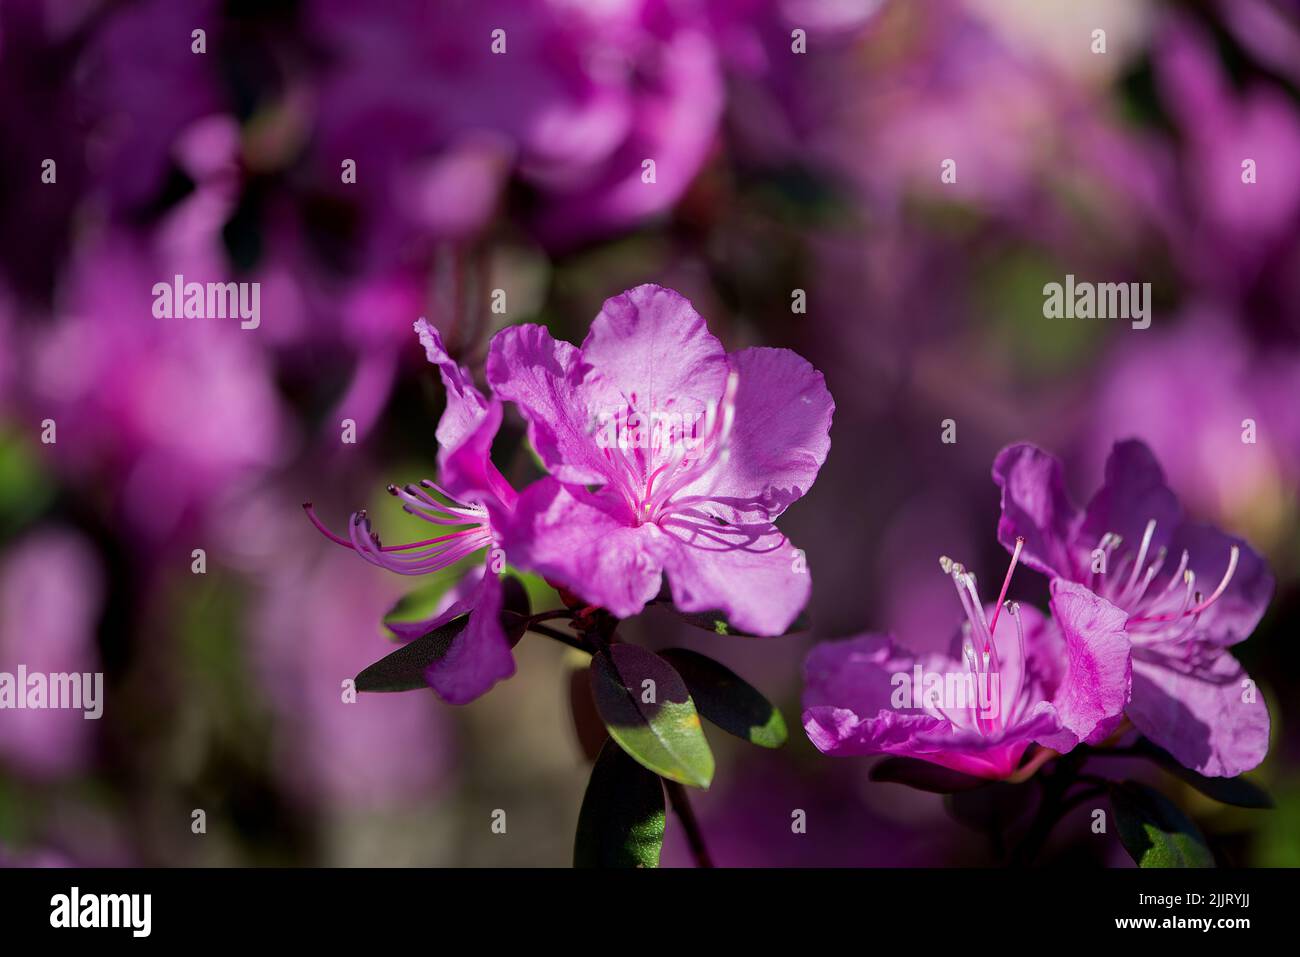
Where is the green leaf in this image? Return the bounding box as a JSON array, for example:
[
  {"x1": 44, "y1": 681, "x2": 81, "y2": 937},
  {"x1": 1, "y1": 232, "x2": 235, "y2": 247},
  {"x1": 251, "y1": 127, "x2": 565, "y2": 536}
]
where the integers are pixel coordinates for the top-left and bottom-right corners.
[
  {"x1": 355, "y1": 616, "x2": 470, "y2": 692},
  {"x1": 589, "y1": 644, "x2": 715, "y2": 789},
  {"x1": 1135, "y1": 739, "x2": 1273, "y2": 809},
  {"x1": 1111, "y1": 781, "x2": 1215, "y2": 868},
  {"x1": 675, "y1": 608, "x2": 811, "y2": 638},
  {"x1": 869, "y1": 756, "x2": 992, "y2": 794},
  {"x1": 574, "y1": 739, "x2": 666, "y2": 868},
  {"x1": 381, "y1": 567, "x2": 465, "y2": 635},
  {"x1": 499, "y1": 574, "x2": 531, "y2": 647},
  {"x1": 658, "y1": 648, "x2": 787, "y2": 748}
]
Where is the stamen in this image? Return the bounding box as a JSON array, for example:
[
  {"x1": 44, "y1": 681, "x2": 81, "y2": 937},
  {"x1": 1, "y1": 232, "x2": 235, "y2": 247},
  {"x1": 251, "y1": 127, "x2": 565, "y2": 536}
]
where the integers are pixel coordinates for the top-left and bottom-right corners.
[
  {"x1": 1125, "y1": 519, "x2": 1157, "y2": 595},
  {"x1": 303, "y1": 503, "x2": 355, "y2": 549},
  {"x1": 987, "y1": 536, "x2": 1023, "y2": 637}
]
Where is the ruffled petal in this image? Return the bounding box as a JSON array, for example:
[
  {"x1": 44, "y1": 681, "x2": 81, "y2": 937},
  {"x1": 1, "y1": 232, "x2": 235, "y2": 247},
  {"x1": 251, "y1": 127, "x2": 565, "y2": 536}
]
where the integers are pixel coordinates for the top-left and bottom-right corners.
[
  {"x1": 580, "y1": 284, "x2": 730, "y2": 417},
  {"x1": 414, "y1": 319, "x2": 514, "y2": 507},
  {"x1": 682, "y1": 346, "x2": 833, "y2": 518},
  {"x1": 659, "y1": 503, "x2": 811, "y2": 636},
  {"x1": 1036, "y1": 579, "x2": 1132, "y2": 751},
  {"x1": 498, "y1": 478, "x2": 668, "y2": 618},
  {"x1": 1166, "y1": 521, "x2": 1273, "y2": 648},
  {"x1": 992, "y1": 443, "x2": 1084, "y2": 578},
  {"x1": 1079, "y1": 439, "x2": 1182, "y2": 562},
  {"x1": 485, "y1": 323, "x2": 615, "y2": 488},
  {"x1": 423, "y1": 562, "x2": 516, "y2": 705},
  {"x1": 1128, "y1": 650, "x2": 1270, "y2": 777}
]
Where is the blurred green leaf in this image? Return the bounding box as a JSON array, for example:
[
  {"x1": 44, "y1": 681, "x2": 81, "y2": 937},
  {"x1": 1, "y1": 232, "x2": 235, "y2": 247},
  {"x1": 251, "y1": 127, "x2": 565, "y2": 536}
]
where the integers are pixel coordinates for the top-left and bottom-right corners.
[
  {"x1": 0, "y1": 431, "x2": 52, "y2": 536},
  {"x1": 381, "y1": 566, "x2": 466, "y2": 635},
  {"x1": 574, "y1": 739, "x2": 665, "y2": 869},
  {"x1": 1111, "y1": 781, "x2": 1214, "y2": 868},
  {"x1": 658, "y1": 648, "x2": 786, "y2": 748},
  {"x1": 589, "y1": 644, "x2": 714, "y2": 789},
  {"x1": 356, "y1": 616, "x2": 470, "y2": 692}
]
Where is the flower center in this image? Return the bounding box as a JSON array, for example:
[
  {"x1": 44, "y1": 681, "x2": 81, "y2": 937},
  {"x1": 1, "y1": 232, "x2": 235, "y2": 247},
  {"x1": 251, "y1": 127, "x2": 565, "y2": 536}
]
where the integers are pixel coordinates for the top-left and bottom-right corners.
[
  {"x1": 1089, "y1": 518, "x2": 1239, "y2": 648},
  {"x1": 303, "y1": 479, "x2": 494, "y2": 575},
  {"x1": 596, "y1": 371, "x2": 738, "y2": 526},
  {"x1": 937, "y1": 536, "x2": 1026, "y2": 737}
]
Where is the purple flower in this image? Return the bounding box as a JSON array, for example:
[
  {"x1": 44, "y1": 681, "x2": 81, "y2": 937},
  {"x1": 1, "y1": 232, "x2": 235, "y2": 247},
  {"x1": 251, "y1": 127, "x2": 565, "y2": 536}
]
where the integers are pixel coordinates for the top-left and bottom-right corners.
[
  {"x1": 306, "y1": 321, "x2": 518, "y2": 704},
  {"x1": 993, "y1": 440, "x2": 1273, "y2": 776},
  {"x1": 802, "y1": 541, "x2": 1131, "y2": 780},
  {"x1": 305, "y1": 0, "x2": 724, "y2": 253},
  {"x1": 0, "y1": 529, "x2": 104, "y2": 780},
  {"x1": 488, "y1": 284, "x2": 833, "y2": 635}
]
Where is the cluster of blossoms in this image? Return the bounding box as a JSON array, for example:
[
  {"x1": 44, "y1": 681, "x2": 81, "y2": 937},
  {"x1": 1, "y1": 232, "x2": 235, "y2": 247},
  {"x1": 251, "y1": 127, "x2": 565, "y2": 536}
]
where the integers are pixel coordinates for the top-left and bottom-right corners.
[
  {"x1": 307, "y1": 284, "x2": 834, "y2": 703},
  {"x1": 804, "y1": 440, "x2": 1272, "y2": 780}
]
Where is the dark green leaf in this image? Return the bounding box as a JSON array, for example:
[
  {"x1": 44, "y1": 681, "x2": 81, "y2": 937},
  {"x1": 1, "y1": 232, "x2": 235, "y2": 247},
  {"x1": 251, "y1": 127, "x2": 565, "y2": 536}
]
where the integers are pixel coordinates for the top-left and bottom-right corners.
[
  {"x1": 869, "y1": 756, "x2": 992, "y2": 794},
  {"x1": 676, "y1": 608, "x2": 811, "y2": 638},
  {"x1": 658, "y1": 648, "x2": 787, "y2": 748},
  {"x1": 1135, "y1": 739, "x2": 1273, "y2": 809},
  {"x1": 1111, "y1": 780, "x2": 1214, "y2": 868},
  {"x1": 381, "y1": 567, "x2": 465, "y2": 634},
  {"x1": 574, "y1": 739, "x2": 666, "y2": 868},
  {"x1": 500, "y1": 575, "x2": 531, "y2": 647},
  {"x1": 589, "y1": 644, "x2": 715, "y2": 789},
  {"x1": 355, "y1": 616, "x2": 470, "y2": 692}
]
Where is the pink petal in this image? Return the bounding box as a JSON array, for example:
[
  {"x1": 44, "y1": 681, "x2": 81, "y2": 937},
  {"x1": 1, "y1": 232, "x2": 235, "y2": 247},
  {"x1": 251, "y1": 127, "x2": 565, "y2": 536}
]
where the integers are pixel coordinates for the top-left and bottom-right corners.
[
  {"x1": 659, "y1": 504, "x2": 811, "y2": 636},
  {"x1": 1035, "y1": 579, "x2": 1132, "y2": 751},
  {"x1": 414, "y1": 319, "x2": 514, "y2": 506},
  {"x1": 423, "y1": 562, "x2": 516, "y2": 705},
  {"x1": 499, "y1": 479, "x2": 668, "y2": 619},
  {"x1": 1128, "y1": 651, "x2": 1270, "y2": 777},
  {"x1": 684, "y1": 346, "x2": 833, "y2": 517},
  {"x1": 992, "y1": 443, "x2": 1084, "y2": 578},
  {"x1": 1079, "y1": 438, "x2": 1182, "y2": 563},
  {"x1": 485, "y1": 323, "x2": 614, "y2": 487},
  {"x1": 579, "y1": 284, "x2": 730, "y2": 419}
]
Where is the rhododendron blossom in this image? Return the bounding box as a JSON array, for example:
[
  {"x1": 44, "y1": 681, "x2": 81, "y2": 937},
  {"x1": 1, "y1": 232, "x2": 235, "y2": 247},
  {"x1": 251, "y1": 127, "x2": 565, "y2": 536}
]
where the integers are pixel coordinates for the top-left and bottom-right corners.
[
  {"x1": 993, "y1": 440, "x2": 1273, "y2": 776},
  {"x1": 802, "y1": 540, "x2": 1131, "y2": 779},
  {"x1": 488, "y1": 284, "x2": 833, "y2": 636}
]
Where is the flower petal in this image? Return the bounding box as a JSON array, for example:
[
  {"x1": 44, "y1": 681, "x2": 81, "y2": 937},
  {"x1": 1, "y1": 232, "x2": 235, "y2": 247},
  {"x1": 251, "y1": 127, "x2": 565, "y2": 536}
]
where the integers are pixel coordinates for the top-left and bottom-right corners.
[
  {"x1": 499, "y1": 479, "x2": 667, "y2": 619},
  {"x1": 1079, "y1": 438, "x2": 1183, "y2": 561},
  {"x1": 1128, "y1": 650, "x2": 1270, "y2": 777},
  {"x1": 414, "y1": 319, "x2": 514, "y2": 506},
  {"x1": 992, "y1": 443, "x2": 1084, "y2": 577},
  {"x1": 580, "y1": 284, "x2": 730, "y2": 418},
  {"x1": 684, "y1": 347, "x2": 833, "y2": 518},
  {"x1": 1036, "y1": 579, "x2": 1132, "y2": 750},
  {"x1": 658, "y1": 504, "x2": 812, "y2": 636},
  {"x1": 423, "y1": 562, "x2": 516, "y2": 705},
  {"x1": 485, "y1": 323, "x2": 613, "y2": 487},
  {"x1": 801, "y1": 635, "x2": 949, "y2": 754},
  {"x1": 1166, "y1": 521, "x2": 1273, "y2": 648},
  {"x1": 384, "y1": 564, "x2": 483, "y2": 643}
]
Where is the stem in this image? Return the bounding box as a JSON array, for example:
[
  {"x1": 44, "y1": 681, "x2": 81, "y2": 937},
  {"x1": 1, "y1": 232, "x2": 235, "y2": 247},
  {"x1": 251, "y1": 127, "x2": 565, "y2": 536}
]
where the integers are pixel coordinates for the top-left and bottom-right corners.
[
  {"x1": 528, "y1": 623, "x2": 590, "y2": 653},
  {"x1": 664, "y1": 780, "x2": 714, "y2": 868}
]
